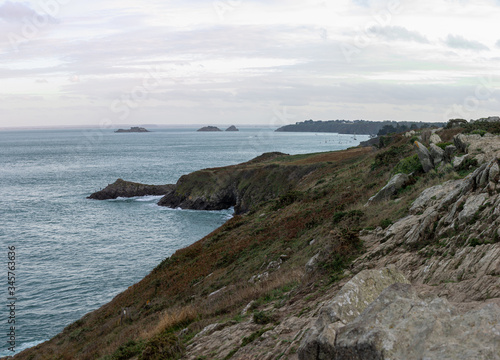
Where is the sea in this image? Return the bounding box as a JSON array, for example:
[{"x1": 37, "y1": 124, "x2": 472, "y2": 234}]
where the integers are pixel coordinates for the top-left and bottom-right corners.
[{"x1": 0, "y1": 127, "x2": 368, "y2": 356}]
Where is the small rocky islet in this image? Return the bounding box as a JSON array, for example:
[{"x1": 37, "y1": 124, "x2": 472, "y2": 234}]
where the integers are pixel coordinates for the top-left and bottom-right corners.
[{"x1": 114, "y1": 126, "x2": 150, "y2": 133}]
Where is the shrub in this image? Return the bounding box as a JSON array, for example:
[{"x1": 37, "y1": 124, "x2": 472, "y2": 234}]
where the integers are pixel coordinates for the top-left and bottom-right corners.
[
  {"x1": 393, "y1": 154, "x2": 423, "y2": 175},
  {"x1": 271, "y1": 191, "x2": 303, "y2": 210},
  {"x1": 436, "y1": 142, "x2": 453, "y2": 150},
  {"x1": 111, "y1": 340, "x2": 144, "y2": 360},
  {"x1": 142, "y1": 332, "x2": 184, "y2": 360},
  {"x1": 471, "y1": 129, "x2": 487, "y2": 137},
  {"x1": 253, "y1": 311, "x2": 276, "y2": 325},
  {"x1": 380, "y1": 218, "x2": 392, "y2": 229}
]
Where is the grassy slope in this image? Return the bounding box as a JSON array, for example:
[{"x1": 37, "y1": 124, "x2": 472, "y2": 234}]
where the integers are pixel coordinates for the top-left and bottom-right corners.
[{"x1": 12, "y1": 130, "x2": 465, "y2": 360}]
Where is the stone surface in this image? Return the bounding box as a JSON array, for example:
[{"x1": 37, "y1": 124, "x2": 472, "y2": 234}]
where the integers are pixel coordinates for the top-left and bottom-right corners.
[
  {"x1": 367, "y1": 173, "x2": 410, "y2": 204},
  {"x1": 334, "y1": 283, "x2": 500, "y2": 360},
  {"x1": 225, "y1": 125, "x2": 239, "y2": 131},
  {"x1": 87, "y1": 178, "x2": 174, "y2": 200},
  {"x1": 444, "y1": 145, "x2": 457, "y2": 163},
  {"x1": 453, "y1": 154, "x2": 469, "y2": 169},
  {"x1": 298, "y1": 266, "x2": 409, "y2": 360},
  {"x1": 454, "y1": 133, "x2": 469, "y2": 153},
  {"x1": 414, "y1": 141, "x2": 434, "y2": 172},
  {"x1": 429, "y1": 143, "x2": 445, "y2": 165},
  {"x1": 429, "y1": 133, "x2": 442, "y2": 144}
]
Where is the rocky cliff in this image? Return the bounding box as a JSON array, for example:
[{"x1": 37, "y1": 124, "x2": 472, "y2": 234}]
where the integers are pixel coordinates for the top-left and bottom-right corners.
[{"x1": 12, "y1": 128, "x2": 500, "y2": 360}]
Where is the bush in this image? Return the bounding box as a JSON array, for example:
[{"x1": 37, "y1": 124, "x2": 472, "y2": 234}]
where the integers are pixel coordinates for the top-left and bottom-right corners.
[
  {"x1": 393, "y1": 154, "x2": 423, "y2": 175},
  {"x1": 471, "y1": 129, "x2": 487, "y2": 137},
  {"x1": 142, "y1": 332, "x2": 184, "y2": 360},
  {"x1": 111, "y1": 340, "x2": 144, "y2": 360},
  {"x1": 380, "y1": 218, "x2": 392, "y2": 229},
  {"x1": 271, "y1": 190, "x2": 303, "y2": 210},
  {"x1": 436, "y1": 142, "x2": 453, "y2": 150},
  {"x1": 253, "y1": 311, "x2": 276, "y2": 325}
]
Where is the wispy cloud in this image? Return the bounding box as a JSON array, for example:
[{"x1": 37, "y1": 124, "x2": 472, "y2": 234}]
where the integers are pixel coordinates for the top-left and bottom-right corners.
[
  {"x1": 444, "y1": 34, "x2": 489, "y2": 51},
  {"x1": 368, "y1": 26, "x2": 429, "y2": 44}
]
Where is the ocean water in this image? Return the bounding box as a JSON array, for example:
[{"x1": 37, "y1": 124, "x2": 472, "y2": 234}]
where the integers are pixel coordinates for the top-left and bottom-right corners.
[{"x1": 0, "y1": 127, "x2": 367, "y2": 356}]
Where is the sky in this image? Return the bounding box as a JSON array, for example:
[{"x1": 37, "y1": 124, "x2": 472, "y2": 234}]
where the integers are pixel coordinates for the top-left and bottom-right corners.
[{"x1": 0, "y1": 0, "x2": 500, "y2": 129}]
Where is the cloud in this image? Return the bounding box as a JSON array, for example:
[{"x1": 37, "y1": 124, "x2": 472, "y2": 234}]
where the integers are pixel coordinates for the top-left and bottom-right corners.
[
  {"x1": 496, "y1": 39, "x2": 500, "y2": 48},
  {"x1": 35, "y1": 79, "x2": 48, "y2": 83},
  {"x1": 368, "y1": 26, "x2": 429, "y2": 44},
  {"x1": 0, "y1": 1, "x2": 56, "y2": 23},
  {"x1": 444, "y1": 34, "x2": 489, "y2": 51}
]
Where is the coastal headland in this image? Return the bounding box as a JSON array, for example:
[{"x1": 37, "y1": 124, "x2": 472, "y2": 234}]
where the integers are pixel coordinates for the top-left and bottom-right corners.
[{"x1": 11, "y1": 119, "x2": 500, "y2": 360}]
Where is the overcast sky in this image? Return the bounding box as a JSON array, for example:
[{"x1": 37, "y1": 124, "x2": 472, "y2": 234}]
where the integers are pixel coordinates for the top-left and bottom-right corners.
[{"x1": 1, "y1": 0, "x2": 499, "y2": 128}]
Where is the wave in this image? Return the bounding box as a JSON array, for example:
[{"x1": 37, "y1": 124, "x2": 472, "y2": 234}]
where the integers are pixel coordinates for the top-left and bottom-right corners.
[
  {"x1": 108, "y1": 195, "x2": 164, "y2": 202},
  {"x1": 0, "y1": 339, "x2": 48, "y2": 356}
]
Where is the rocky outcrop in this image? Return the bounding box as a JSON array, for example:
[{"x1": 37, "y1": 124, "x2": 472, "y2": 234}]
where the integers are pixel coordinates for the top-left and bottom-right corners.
[
  {"x1": 87, "y1": 179, "x2": 174, "y2": 200},
  {"x1": 197, "y1": 126, "x2": 222, "y2": 132},
  {"x1": 298, "y1": 266, "x2": 409, "y2": 360},
  {"x1": 225, "y1": 125, "x2": 239, "y2": 131},
  {"x1": 367, "y1": 173, "x2": 410, "y2": 204},
  {"x1": 414, "y1": 141, "x2": 434, "y2": 172},
  {"x1": 115, "y1": 127, "x2": 149, "y2": 133},
  {"x1": 300, "y1": 270, "x2": 500, "y2": 360},
  {"x1": 334, "y1": 283, "x2": 500, "y2": 360}
]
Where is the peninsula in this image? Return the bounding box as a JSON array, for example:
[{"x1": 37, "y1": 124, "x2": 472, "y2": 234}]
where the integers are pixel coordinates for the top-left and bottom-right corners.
[
  {"x1": 276, "y1": 119, "x2": 446, "y2": 135},
  {"x1": 114, "y1": 126, "x2": 150, "y2": 133}
]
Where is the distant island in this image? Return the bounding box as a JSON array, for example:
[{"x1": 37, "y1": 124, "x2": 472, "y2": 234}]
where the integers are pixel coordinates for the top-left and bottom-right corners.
[
  {"x1": 225, "y1": 125, "x2": 239, "y2": 131},
  {"x1": 197, "y1": 126, "x2": 222, "y2": 132},
  {"x1": 115, "y1": 127, "x2": 150, "y2": 133},
  {"x1": 276, "y1": 119, "x2": 446, "y2": 136}
]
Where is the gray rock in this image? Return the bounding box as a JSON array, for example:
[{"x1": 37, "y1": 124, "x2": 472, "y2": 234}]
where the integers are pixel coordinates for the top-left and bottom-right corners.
[
  {"x1": 457, "y1": 193, "x2": 488, "y2": 225},
  {"x1": 298, "y1": 266, "x2": 409, "y2": 360},
  {"x1": 429, "y1": 143, "x2": 445, "y2": 165},
  {"x1": 454, "y1": 133, "x2": 469, "y2": 153},
  {"x1": 429, "y1": 133, "x2": 442, "y2": 144},
  {"x1": 489, "y1": 161, "x2": 499, "y2": 182},
  {"x1": 453, "y1": 154, "x2": 469, "y2": 169},
  {"x1": 334, "y1": 283, "x2": 500, "y2": 360},
  {"x1": 305, "y1": 253, "x2": 320, "y2": 273},
  {"x1": 414, "y1": 141, "x2": 434, "y2": 172},
  {"x1": 367, "y1": 173, "x2": 410, "y2": 204},
  {"x1": 444, "y1": 145, "x2": 457, "y2": 163}
]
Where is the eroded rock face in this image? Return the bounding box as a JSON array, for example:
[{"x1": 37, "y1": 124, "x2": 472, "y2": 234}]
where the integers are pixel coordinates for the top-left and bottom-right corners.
[
  {"x1": 87, "y1": 179, "x2": 174, "y2": 200},
  {"x1": 298, "y1": 266, "x2": 409, "y2": 360},
  {"x1": 334, "y1": 283, "x2": 500, "y2": 360},
  {"x1": 367, "y1": 173, "x2": 410, "y2": 204}
]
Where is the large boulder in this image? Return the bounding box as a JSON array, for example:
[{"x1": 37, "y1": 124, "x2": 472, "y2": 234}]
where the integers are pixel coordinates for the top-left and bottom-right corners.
[
  {"x1": 429, "y1": 133, "x2": 442, "y2": 144},
  {"x1": 414, "y1": 141, "x2": 434, "y2": 172},
  {"x1": 334, "y1": 283, "x2": 500, "y2": 360},
  {"x1": 367, "y1": 173, "x2": 410, "y2": 204},
  {"x1": 454, "y1": 133, "x2": 469, "y2": 153},
  {"x1": 429, "y1": 143, "x2": 445, "y2": 165},
  {"x1": 298, "y1": 266, "x2": 409, "y2": 360}
]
